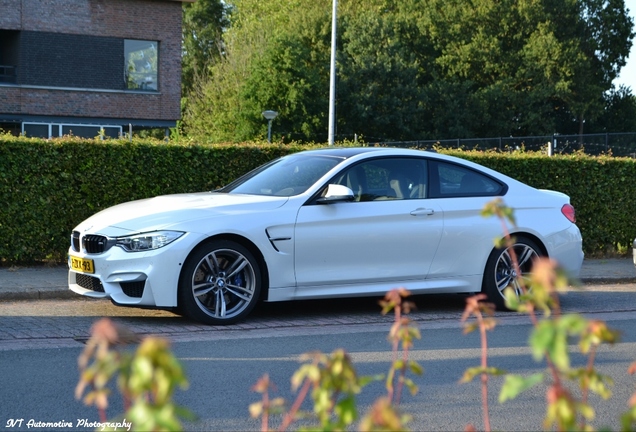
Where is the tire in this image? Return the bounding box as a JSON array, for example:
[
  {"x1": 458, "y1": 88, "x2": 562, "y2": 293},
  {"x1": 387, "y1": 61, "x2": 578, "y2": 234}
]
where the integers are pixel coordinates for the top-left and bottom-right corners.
[
  {"x1": 482, "y1": 237, "x2": 542, "y2": 310},
  {"x1": 178, "y1": 239, "x2": 262, "y2": 325}
]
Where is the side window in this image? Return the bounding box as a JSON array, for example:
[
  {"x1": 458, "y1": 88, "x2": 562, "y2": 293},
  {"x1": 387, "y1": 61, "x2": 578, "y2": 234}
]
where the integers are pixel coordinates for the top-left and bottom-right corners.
[
  {"x1": 431, "y1": 161, "x2": 504, "y2": 198},
  {"x1": 335, "y1": 158, "x2": 428, "y2": 201}
]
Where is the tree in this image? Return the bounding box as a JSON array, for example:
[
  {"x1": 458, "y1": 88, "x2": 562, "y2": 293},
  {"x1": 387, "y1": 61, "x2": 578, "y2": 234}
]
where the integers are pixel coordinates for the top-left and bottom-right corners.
[
  {"x1": 183, "y1": 0, "x2": 333, "y2": 142},
  {"x1": 182, "y1": 0, "x2": 635, "y2": 143},
  {"x1": 565, "y1": 0, "x2": 635, "y2": 134},
  {"x1": 417, "y1": 0, "x2": 577, "y2": 137},
  {"x1": 336, "y1": 5, "x2": 430, "y2": 141},
  {"x1": 589, "y1": 86, "x2": 636, "y2": 132},
  {"x1": 181, "y1": 0, "x2": 229, "y2": 98},
  {"x1": 238, "y1": 2, "x2": 333, "y2": 142}
]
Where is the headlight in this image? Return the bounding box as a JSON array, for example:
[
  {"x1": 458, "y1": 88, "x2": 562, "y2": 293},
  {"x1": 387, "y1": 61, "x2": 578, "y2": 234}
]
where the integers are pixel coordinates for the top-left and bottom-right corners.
[{"x1": 116, "y1": 231, "x2": 184, "y2": 252}]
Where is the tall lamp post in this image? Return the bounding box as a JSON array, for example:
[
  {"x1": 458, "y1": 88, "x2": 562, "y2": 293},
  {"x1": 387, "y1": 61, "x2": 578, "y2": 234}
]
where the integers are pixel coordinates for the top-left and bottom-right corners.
[
  {"x1": 262, "y1": 110, "x2": 278, "y2": 143},
  {"x1": 328, "y1": 0, "x2": 337, "y2": 146}
]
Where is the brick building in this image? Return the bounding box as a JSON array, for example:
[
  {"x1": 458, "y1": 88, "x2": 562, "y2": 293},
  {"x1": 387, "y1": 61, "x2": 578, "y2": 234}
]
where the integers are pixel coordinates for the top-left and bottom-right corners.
[{"x1": 0, "y1": 0, "x2": 191, "y2": 138}]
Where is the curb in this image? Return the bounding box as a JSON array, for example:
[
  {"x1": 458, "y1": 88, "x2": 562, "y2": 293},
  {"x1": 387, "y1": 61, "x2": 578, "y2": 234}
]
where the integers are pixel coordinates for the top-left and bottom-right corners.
[
  {"x1": 1, "y1": 277, "x2": 635, "y2": 302},
  {"x1": 578, "y1": 276, "x2": 636, "y2": 285},
  {"x1": 0, "y1": 288, "x2": 75, "y2": 301}
]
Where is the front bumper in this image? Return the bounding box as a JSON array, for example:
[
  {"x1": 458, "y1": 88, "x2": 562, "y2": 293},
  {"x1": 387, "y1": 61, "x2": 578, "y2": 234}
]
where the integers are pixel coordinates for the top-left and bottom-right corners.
[{"x1": 68, "y1": 232, "x2": 200, "y2": 308}]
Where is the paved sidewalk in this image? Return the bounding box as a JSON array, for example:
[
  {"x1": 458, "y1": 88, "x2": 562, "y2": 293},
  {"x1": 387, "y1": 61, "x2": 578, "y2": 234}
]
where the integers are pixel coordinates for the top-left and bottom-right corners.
[
  {"x1": 0, "y1": 265, "x2": 74, "y2": 300},
  {"x1": 0, "y1": 258, "x2": 634, "y2": 301}
]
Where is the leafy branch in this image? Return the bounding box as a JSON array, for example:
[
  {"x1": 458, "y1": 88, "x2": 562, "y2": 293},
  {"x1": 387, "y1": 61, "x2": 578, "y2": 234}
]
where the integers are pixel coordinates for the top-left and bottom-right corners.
[
  {"x1": 481, "y1": 198, "x2": 621, "y2": 431},
  {"x1": 249, "y1": 288, "x2": 422, "y2": 431},
  {"x1": 76, "y1": 318, "x2": 192, "y2": 431}
]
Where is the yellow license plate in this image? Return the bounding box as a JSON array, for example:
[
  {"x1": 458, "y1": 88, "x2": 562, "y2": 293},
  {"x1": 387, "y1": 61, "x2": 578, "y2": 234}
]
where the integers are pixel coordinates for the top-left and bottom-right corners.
[{"x1": 70, "y1": 256, "x2": 95, "y2": 274}]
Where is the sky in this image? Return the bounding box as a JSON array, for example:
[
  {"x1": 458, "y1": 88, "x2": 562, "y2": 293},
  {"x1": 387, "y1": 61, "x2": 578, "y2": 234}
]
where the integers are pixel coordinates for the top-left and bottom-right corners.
[{"x1": 614, "y1": 0, "x2": 636, "y2": 91}]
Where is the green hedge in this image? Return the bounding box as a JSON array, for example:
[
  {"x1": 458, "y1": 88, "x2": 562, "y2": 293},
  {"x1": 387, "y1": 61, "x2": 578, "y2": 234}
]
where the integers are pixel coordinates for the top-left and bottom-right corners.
[
  {"x1": 1, "y1": 136, "x2": 634, "y2": 264},
  {"x1": 0, "y1": 136, "x2": 307, "y2": 264}
]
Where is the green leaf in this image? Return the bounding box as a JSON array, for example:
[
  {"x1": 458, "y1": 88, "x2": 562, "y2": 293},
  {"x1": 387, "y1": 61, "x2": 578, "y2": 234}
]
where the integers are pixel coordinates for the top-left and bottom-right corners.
[
  {"x1": 334, "y1": 396, "x2": 358, "y2": 425},
  {"x1": 529, "y1": 321, "x2": 556, "y2": 361},
  {"x1": 499, "y1": 373, "x2": 544, "y2": 403},
  {"x1": 408, "y1": 360, "x2": 424, "y2": 376}
]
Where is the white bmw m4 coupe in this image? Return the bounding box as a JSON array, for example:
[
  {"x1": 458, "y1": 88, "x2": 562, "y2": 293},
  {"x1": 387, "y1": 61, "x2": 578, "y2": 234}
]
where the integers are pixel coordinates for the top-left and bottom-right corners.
[{"x1": 68, "y1": 147, "x2": 584, "y2": 324}]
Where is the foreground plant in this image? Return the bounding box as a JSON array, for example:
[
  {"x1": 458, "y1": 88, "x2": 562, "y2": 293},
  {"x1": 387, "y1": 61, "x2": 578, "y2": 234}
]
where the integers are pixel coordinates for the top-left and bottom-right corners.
[
  {"x1": 76, "y1": 318, "x2": 191, "y2": 431},
  {"x1": 479, "y1": 198, "x2": 621, "y2": 431},
  {"x1": 250, "y1": 288, "x2": 422, "y2": 431},
  {"x1": 250, "y1": 346, "x2": 370, "y2": 431},
  {"x1": 360, "y1": 288, "x2": 423, "y2": 431},
  {"x1": 379, "y1": 288, "x2": 423, "y2": 405},
  {"x1": 622, "y1": 361, "x2": 636, "y2": 431},
  {"x1": 502, "y1": 258, "x2": 619, "y2": 431},
  {"x1": 460, "y1": 294, "x2": 505, "y2": 432}
]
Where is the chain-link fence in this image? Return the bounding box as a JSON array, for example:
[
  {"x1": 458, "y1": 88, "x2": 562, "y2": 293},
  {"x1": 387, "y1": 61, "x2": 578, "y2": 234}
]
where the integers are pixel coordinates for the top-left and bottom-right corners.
[{"x1": 373, "y1": 132, "x2": 636, "y2": 157}]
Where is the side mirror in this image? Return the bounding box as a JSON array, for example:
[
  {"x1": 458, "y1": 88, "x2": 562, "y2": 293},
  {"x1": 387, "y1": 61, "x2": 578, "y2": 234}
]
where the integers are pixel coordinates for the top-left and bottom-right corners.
[{"x1": 316, "y1": 184, "x2": 355, "y2": 204}]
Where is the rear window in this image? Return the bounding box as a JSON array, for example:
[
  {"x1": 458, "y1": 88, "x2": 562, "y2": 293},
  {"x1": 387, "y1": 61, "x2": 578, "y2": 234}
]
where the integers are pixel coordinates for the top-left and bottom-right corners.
[{"x1": 430, "y1": 161, "x2": 505, "y2": 198}]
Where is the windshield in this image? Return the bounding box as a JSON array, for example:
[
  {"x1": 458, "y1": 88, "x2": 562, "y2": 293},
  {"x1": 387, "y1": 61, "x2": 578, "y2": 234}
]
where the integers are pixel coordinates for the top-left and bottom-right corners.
[{"x1": 218, "y1": 154, "x2": 345, "y2": 196}]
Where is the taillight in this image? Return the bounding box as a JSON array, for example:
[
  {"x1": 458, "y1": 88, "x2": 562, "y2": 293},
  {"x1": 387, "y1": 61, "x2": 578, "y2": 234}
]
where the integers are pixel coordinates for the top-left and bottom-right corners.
[{"x1": 561, "y1": 204, "x2": 576, "y2": 223}]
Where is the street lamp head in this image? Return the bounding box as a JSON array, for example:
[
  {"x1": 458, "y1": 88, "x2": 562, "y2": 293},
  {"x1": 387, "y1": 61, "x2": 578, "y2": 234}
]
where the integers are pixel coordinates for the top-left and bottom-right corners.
[{"x1": 262, "y1": 110, "x2": 278, "y2": 120}]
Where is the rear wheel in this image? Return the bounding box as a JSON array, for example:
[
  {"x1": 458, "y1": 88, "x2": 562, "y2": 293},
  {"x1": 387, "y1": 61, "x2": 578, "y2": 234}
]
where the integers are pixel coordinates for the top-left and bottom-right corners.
[
  {"x1": 178, "y1": 240, "x2": 261, "y2": 325},
  {"x1": 482, "y1": 238, "x2": 542, "y2": 310}
]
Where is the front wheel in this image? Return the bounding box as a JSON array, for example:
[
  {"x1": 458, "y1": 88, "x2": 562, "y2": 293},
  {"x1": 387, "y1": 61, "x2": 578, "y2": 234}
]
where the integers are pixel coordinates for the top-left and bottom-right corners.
[
  {"x1": 482, "y1": 238, "x2": 542, "y2": 310},
  {"x1": 178, "y1": 240, "x2": 262, "y2": 325}
]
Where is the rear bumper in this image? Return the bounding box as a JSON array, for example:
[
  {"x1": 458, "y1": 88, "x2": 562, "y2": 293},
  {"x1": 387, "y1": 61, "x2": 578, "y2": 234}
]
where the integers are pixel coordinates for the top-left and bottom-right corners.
[{"x1": 546, "y1": 224, "x2": 584, "y2": 278}]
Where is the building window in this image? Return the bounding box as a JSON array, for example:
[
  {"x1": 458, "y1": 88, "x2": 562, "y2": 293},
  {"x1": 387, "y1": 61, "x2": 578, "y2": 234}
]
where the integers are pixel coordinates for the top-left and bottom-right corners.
[
  {"x1": 23, "y1": 123, "x2": 122, "y2": 139},
  {"x1": 124, "y1": 40, "x2": 158, "y2": 91},
  {"x1": 0, "y1": 30, "x2": 19, "y2": 84}
]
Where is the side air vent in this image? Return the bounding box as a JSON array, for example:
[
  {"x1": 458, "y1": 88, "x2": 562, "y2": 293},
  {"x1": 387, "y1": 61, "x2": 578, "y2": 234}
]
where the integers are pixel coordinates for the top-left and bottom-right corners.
[{"x1": 120, "y1": 281, "x2": 145, "y2": 298}]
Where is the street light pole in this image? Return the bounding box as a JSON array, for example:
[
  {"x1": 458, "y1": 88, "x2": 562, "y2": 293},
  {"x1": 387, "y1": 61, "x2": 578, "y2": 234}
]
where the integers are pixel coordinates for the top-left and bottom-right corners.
[
  {"x1": 328, "y1": 0, "x2": 337, "y2": 146},
  {"x1": 262, "y1": 110, "x2": 278, "y2": 143}
]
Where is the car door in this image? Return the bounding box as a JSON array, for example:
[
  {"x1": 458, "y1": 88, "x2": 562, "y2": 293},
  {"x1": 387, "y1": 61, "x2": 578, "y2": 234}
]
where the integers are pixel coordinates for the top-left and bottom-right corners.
[
  {"x1": 293, "y1": 157, "x2": 444, "y2": 291},
  {"x1": 425, "y1": 160, "x2": 508, "y2": 280}
]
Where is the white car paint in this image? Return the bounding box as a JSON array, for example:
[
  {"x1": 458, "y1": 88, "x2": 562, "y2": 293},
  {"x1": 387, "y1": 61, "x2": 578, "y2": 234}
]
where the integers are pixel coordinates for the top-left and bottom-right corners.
[{"x1": 68, "y1": 147, "x2": 584, "y2": 324}]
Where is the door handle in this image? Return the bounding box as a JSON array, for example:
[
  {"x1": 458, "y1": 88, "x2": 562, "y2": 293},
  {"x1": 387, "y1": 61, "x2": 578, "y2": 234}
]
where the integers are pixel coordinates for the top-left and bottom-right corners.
[{"x1": 410, "y1": 208, "x2": 435, "y2": 216}]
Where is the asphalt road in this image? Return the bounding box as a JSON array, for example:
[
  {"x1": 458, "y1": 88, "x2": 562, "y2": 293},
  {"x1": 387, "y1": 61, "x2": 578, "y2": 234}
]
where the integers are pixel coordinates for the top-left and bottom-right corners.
[
  {"x1": 1, "y1": 281, "x2": 635, "y2": 348},
  {"x1": 1, "y1": 308, "x2": 636, "y2": 431},
  {"x1": 1, "y1": 282, "x2": 635, "y2": 431}
]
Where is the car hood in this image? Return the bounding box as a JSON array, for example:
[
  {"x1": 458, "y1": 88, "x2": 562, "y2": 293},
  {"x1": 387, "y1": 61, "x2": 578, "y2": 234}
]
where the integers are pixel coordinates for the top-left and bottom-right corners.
[{"x1": 74, "y1": 192, "x2": 289, "y2": 236}]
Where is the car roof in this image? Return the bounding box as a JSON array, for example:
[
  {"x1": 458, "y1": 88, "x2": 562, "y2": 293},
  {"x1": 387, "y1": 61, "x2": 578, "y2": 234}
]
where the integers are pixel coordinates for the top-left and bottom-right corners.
[
  {"x1": 298, "y1": 146, "x2": 528, "y2": 191},
  {"x1": 296, "y1": 146, "x2": 434, "y2": 159}
]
